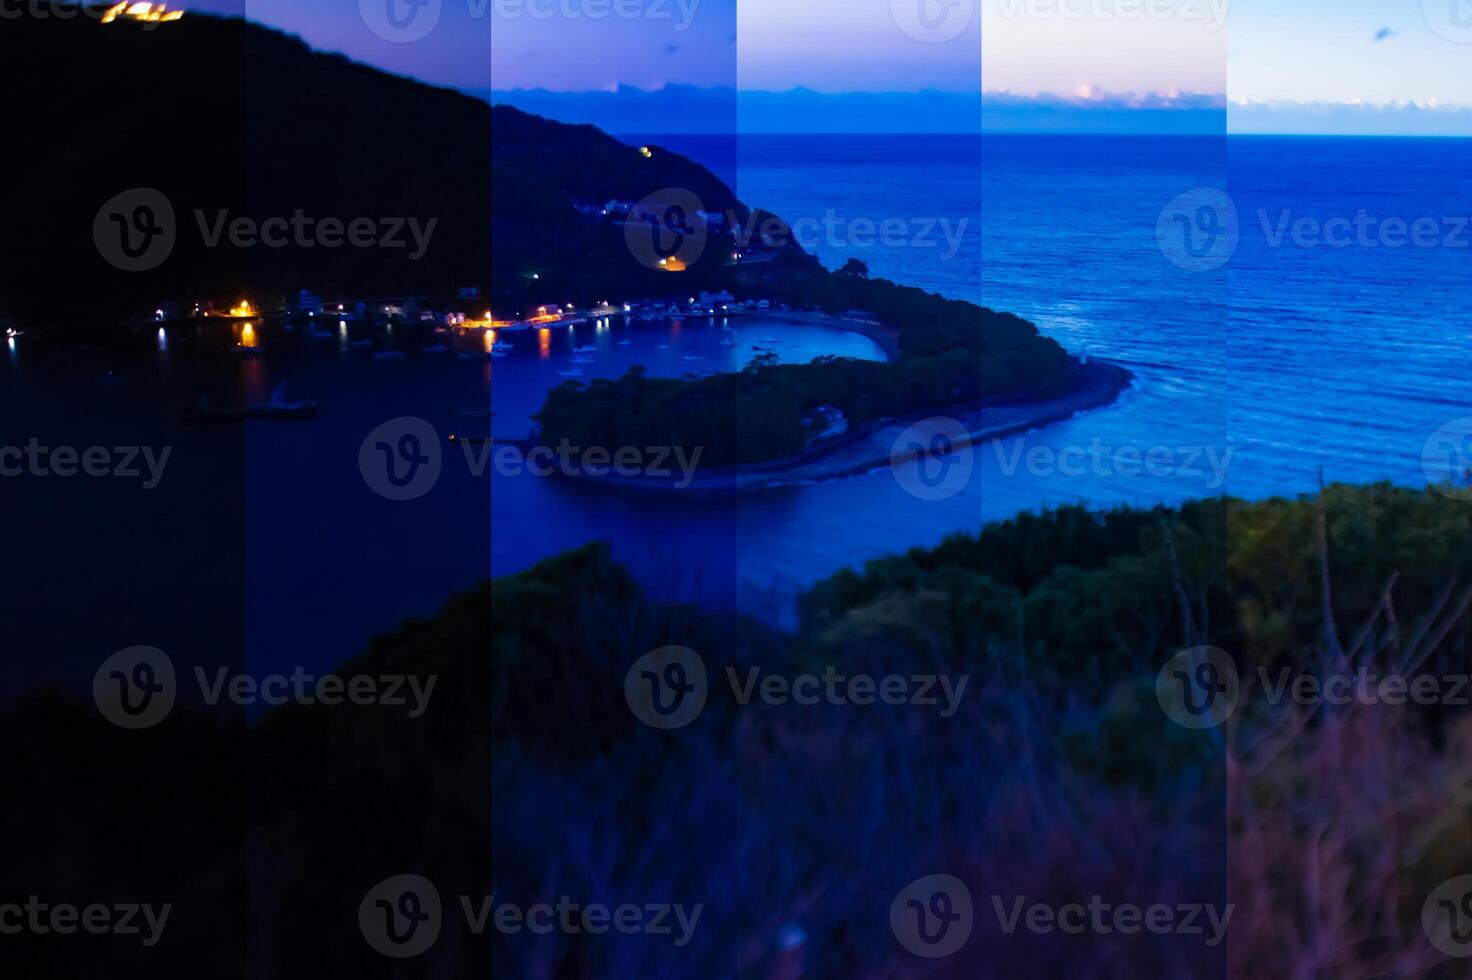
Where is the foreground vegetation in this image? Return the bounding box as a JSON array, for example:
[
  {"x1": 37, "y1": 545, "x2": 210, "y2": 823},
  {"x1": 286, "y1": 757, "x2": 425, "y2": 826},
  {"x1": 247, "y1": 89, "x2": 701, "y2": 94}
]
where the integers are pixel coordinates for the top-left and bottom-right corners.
[{"x1": 6, "y1": 484, "x2": 1472, "y2": 976}]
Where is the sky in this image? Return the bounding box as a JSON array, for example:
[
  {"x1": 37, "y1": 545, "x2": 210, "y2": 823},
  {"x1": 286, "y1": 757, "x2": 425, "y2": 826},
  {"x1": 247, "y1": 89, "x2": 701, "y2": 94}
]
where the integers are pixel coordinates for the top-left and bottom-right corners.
[{"x1": 189, "y1": 0, "x2": 1472, "y2": 133}]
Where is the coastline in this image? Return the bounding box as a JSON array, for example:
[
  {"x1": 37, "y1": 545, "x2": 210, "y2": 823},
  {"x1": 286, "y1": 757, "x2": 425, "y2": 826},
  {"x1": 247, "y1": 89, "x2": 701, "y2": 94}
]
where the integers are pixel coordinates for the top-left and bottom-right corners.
[
  {"x1": 547, "y1": 357, "x2": 1133, "y2": 497},
  {"x1": 752, "y1": 309, "x2": 902, "y2": 359}
]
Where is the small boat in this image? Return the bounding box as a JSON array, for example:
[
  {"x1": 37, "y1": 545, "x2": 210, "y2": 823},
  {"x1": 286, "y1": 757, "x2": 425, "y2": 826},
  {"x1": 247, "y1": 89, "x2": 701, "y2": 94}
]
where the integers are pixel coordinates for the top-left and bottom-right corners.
[
  {"x1": 681, "y1": 354, "x2": 706, "y2": 362},
  {"x1": 178, "y1": 386, "x2": 316, "y2": 424},
  {"x1": 557, "y1": 368, "x2": 584, "y2": 378},
  {"x1": 572, "y1": 344, "x2": 597, "y2": 353},
  {"x1": 372, "y1": 350, "x2": 406, "y2": 360},
  {"x1": 616, "y1": 339, "x2": 633, "y2": 347},
  {"x1": 350, "y1": 339, "x2": 373, "y2": 348},
  {"x1": 95, "y1": 370, "x2": 127, "y2": 385},
  {"x1": 491, "y1": 341, "x2": 514, "y2": 352},
  {"x1": 246, "y1": 385, "x2": 317, "y2": 420}
]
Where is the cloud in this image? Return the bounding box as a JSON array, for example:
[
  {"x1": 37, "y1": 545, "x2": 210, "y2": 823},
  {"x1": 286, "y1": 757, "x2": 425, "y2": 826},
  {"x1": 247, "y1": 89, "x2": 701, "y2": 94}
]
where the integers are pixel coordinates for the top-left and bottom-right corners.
[
  {"x1": 986, "y1": 87, "x2": 1226, "y2": 111},
  {"x1": 1373, "y1": 27, "x2": 1396, "y2": 42},
  {"x1": 1231, "y1": 98, "x2": 1472, "y2": 136}
]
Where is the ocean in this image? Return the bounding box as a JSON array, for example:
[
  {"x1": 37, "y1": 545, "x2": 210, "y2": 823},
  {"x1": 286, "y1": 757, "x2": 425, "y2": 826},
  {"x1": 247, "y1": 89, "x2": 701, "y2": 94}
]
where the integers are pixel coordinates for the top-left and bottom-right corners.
[
  {"x1": 7, "y1": 133, "x2": 1469, "y2": 692},
  {"x1": 654, "y1": 132, "x2": 1472, "y2": 498}
]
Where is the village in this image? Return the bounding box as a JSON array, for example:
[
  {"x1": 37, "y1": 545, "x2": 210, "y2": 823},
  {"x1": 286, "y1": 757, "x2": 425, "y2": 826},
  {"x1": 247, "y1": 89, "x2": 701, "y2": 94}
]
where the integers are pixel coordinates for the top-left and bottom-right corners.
[{"x1": 142, "y1": 287, "x2": 881, "y2": 334}]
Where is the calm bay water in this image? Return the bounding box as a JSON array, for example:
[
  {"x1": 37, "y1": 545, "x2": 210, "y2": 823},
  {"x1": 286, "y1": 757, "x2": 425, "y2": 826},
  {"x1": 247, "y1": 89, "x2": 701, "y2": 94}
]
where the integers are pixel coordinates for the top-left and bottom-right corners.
[{"x1": 9, "y1": 134, "x2": 1470, "y2": 687}]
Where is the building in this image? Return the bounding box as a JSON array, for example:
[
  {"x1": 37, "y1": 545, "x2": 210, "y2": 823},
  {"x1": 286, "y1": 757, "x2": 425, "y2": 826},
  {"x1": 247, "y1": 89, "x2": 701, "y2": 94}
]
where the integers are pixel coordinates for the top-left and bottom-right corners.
[{"x1": 295, "y1": 289, "x2": 323, "y2": 316}]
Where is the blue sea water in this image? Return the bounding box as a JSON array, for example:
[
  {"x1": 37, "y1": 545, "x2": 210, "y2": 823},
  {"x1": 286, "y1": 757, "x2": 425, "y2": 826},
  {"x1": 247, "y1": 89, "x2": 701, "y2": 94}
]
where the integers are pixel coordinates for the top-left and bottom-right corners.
[
  {"x1": 667, "y1": 132, "x2": 1472, "y2": 497},
  {"x1": 613, "y1": 132, "x2": 1472, "y2": 610},
  {"x1": 9, "y1": 134, "x2": 1470, "y2": 693}
]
